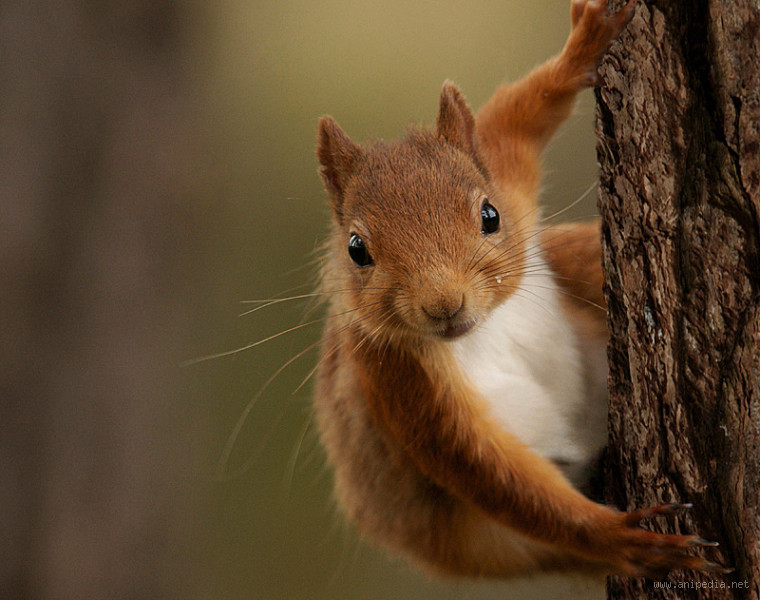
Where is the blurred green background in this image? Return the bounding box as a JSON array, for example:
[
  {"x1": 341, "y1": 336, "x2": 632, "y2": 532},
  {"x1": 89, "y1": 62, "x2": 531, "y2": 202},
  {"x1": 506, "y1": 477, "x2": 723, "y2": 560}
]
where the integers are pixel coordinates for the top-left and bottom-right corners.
[
  {"x1": 2, "y1": 1, "x2": 602, "y2": 599},
  {"x1": 193, "y1": 1, "x2": 601, "y2": 598}
]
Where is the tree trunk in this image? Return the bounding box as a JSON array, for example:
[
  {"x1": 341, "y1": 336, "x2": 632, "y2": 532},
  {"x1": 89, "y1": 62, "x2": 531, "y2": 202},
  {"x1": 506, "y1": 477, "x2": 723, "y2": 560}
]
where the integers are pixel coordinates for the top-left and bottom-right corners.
[
  {"x1": 597, "y1": 0, "x2": 759, "y2": 598},
  {"x1": 0, "y1": 2, "x2": 210, "y2": 598}
]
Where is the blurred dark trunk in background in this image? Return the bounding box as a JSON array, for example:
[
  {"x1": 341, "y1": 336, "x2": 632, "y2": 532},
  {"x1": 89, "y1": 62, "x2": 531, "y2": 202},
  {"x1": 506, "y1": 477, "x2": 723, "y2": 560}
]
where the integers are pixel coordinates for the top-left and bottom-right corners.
[
  {"x1": 0, "y1": 2, "x2": 213, "y2": 597},
  {"x1": 598, "y1": 1, "x2": 759, "y2": 598}
]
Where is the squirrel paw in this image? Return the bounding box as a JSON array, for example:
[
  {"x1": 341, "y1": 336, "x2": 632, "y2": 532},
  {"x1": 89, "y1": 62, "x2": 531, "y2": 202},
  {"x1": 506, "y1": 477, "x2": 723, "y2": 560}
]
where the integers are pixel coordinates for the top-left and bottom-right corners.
[
  {"x1": 565, "y1": 0, "x2": 636, "y2": 87},
  {"x1": 610, "y1": 504, "x2": 732, "y2": 579}
]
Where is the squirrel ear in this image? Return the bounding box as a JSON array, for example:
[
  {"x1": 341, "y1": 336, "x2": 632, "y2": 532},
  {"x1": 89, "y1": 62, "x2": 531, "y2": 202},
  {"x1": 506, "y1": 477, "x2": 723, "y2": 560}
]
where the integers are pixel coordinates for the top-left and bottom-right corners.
[
  {"x1": 317, "y1": 116, "x2": 362, "y2": 220},
  {"x1": 436, "y1": 81, "x2": 478, "y2": 160}
]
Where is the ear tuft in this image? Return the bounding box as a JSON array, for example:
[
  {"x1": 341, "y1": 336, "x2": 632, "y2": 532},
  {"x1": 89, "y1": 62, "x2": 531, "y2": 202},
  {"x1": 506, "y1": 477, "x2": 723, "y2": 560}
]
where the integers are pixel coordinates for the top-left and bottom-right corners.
[
  {"x1": 436, "y1": 81, "x2": 478, "y2": 160},
  {"x1": 317, "y1": 116, "x2": 362, "y2": 220}
]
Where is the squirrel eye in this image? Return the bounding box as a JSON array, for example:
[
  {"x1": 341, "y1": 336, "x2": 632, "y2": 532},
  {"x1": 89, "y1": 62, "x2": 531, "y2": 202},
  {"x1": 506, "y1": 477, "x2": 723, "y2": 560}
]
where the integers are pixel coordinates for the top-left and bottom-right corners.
[
  {"x1": 480, "y1": 201, "x2": 500, "y2": 234},
  {"x1": 348, "y1": 233, "x2": 373, "y2": 267}
]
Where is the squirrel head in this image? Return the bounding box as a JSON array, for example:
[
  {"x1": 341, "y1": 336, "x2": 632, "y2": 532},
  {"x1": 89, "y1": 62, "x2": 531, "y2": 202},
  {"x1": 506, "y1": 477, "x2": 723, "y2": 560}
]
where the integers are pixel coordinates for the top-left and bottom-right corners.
[{"x1": 316, "y1": 82, "x2": 530, "y2": 344}]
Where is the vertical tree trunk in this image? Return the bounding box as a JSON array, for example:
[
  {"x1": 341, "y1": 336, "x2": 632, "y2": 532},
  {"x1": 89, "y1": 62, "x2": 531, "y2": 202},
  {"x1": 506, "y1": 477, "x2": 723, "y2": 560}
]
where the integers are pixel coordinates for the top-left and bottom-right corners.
[
  {"x1": 597, "y1": 1, "x2": 759, "y2": 598},
  {"x1": 0, "y1": 2, "x2": 209, "y2": 598}
]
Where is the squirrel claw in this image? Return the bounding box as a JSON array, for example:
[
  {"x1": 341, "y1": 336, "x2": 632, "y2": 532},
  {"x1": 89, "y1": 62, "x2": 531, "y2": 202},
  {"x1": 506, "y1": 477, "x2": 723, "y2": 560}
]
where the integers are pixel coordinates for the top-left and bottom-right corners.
[
  {"x1": 564, "y1": 0, "x2": 637, "y2": 88},
  {"x1": 624, "y1": 502, "x2": 692, "y2": 526},
  {"x1": 582, "y1": 70, "x2": 602, "y2": 87},
  {"x1": 688, "y1": 536, "x2": 720, "y2": 548},
  {"x1": 609, "y1": 503, "x2": 733, "y2": 577},
  {"x1": 696, "y1": 560, "x2": 735, "y2": 575}
]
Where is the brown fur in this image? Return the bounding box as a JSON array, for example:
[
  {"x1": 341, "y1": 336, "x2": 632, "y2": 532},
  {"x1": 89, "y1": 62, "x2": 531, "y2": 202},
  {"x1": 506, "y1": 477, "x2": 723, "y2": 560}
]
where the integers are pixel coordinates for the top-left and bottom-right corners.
[
  {"x1": 542, "y1": 221, "x2": 608, "y2": 343},
  {"x1": 313, "y1": 0, "x2": 720, "y2": 579}
]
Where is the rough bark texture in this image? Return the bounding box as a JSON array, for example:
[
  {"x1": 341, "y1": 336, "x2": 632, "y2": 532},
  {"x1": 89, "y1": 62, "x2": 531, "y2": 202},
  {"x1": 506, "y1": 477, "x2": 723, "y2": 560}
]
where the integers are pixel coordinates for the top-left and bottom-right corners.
[{"x1": 597, "y1": 0, "x2": 759, "y2": 598}]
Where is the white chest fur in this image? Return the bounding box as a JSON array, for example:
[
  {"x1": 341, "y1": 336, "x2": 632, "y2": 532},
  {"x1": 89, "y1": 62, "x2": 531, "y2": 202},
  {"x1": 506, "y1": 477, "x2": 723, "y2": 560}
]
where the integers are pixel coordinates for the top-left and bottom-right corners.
[{"x1": 452, "y1": 247, "x2": 607, "y2": 484}]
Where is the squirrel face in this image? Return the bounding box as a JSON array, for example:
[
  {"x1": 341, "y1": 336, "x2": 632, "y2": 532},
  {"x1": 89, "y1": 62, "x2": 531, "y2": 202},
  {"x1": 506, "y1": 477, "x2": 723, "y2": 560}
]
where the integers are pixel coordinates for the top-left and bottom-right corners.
[{"x1": 317, "y1": 85, "x2": 530, "y2": 344}]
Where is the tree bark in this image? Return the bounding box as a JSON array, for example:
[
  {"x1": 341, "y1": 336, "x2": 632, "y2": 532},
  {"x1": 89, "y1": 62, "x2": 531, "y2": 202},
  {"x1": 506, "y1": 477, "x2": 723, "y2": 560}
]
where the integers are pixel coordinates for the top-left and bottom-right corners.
[{"x1": 597, "y1": 0, "x2": 759, "y2": 598}]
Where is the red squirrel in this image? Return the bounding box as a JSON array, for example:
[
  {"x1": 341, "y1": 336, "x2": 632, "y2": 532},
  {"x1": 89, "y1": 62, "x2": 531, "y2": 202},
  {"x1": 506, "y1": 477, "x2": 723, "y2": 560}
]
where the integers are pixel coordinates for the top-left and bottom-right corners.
[{"x1": 313, "y1": 0, "x2": 723, "y2": 580}]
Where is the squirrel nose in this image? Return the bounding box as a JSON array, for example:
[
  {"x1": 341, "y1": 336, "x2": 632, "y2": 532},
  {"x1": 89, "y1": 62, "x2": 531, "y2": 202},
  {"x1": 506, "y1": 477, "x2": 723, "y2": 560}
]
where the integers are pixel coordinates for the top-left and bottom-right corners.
[{"x1": 422, "y1": 294, "x2": 464, "y2": 322}]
